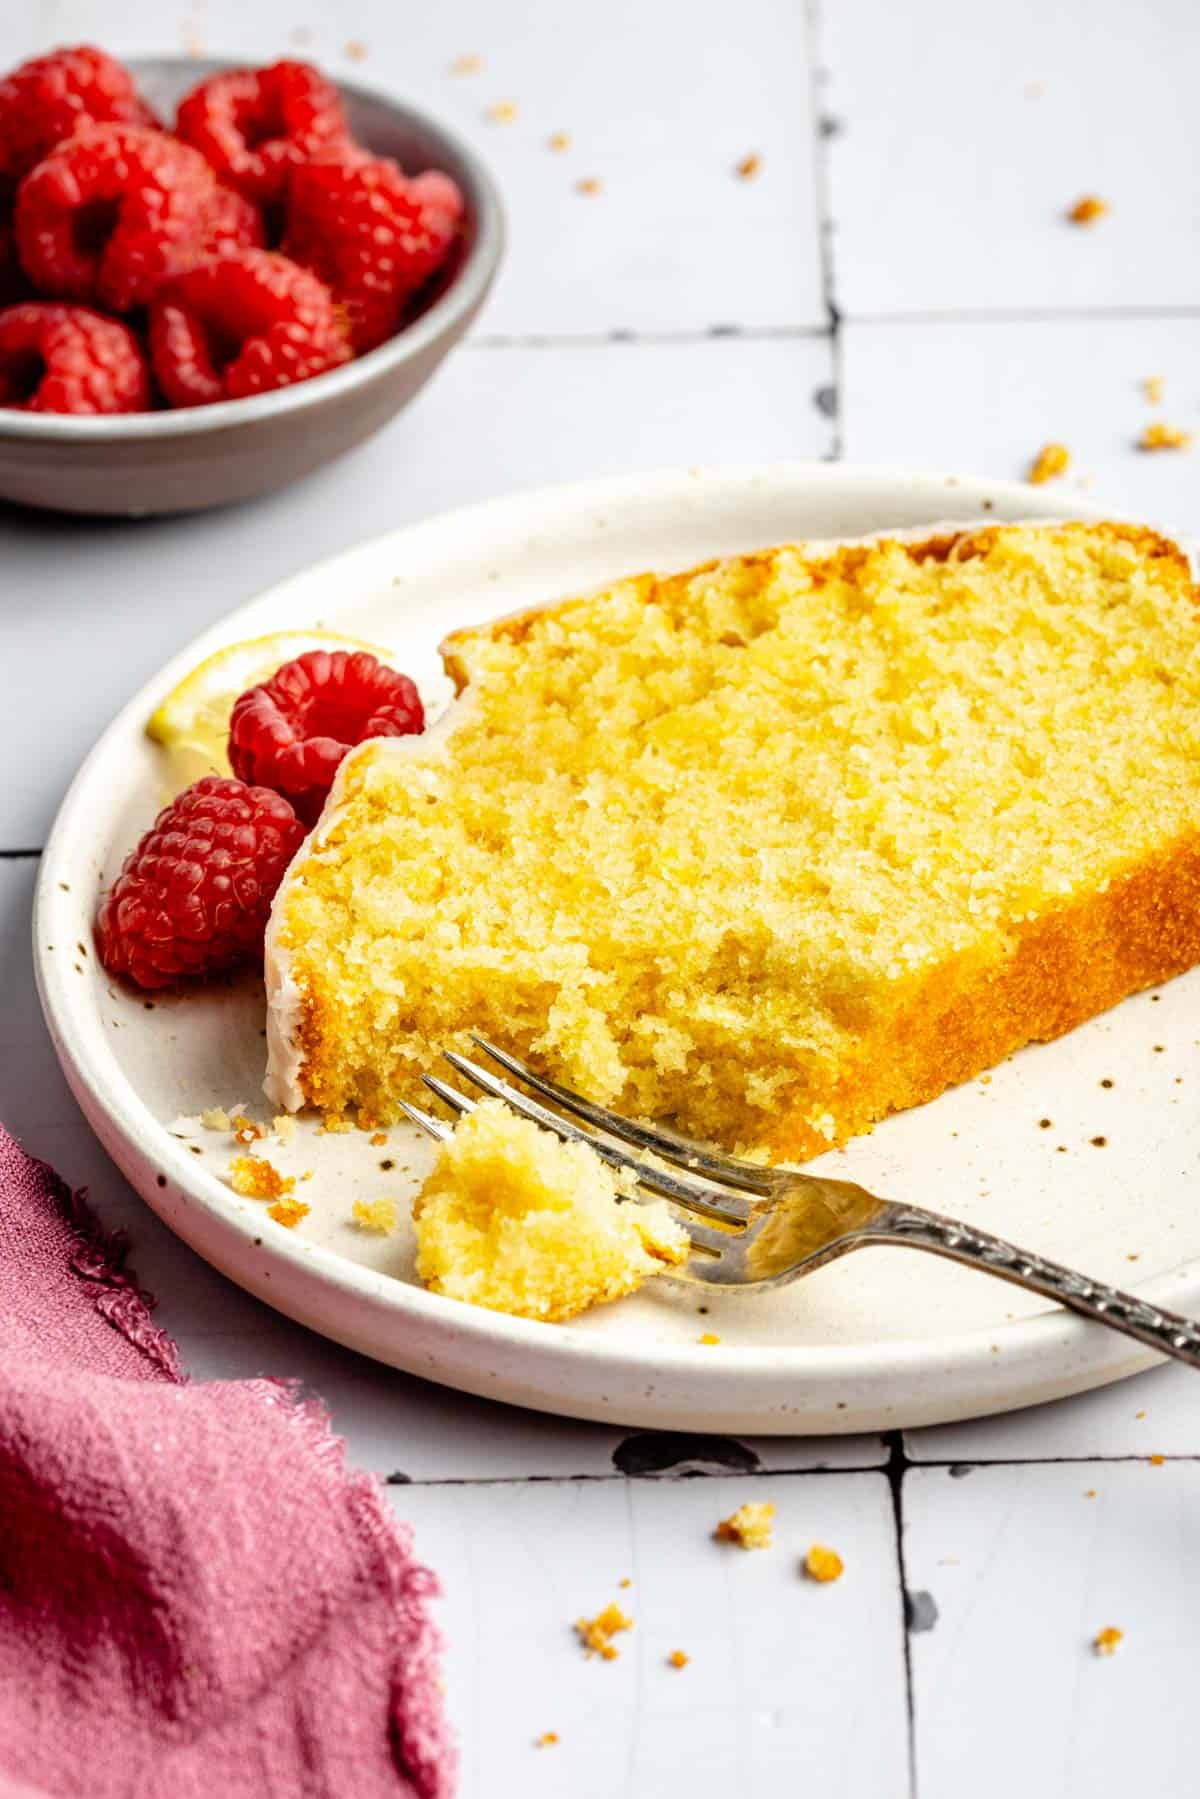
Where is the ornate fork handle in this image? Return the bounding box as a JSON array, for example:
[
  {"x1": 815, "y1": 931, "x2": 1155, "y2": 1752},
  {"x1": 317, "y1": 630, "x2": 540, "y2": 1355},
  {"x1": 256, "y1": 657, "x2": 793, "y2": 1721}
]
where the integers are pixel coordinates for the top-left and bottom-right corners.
[{"x1": 866, "y1": 1204, "x2": 1200, "y2": 1369}]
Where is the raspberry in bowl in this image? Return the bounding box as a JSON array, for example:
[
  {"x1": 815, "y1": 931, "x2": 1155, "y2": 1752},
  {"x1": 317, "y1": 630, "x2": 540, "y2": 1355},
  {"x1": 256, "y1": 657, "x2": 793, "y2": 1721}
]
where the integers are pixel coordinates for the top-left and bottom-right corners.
[{"x1": 0, "y1": 51, "x2": 503, "y2": 515}]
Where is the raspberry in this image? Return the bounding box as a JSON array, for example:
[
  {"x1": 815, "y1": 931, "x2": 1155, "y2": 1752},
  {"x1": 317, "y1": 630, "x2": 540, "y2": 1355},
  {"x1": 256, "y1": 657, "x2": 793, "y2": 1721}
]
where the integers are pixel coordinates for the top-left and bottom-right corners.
[
  {"x1": 285, "y1": 152, "x2": 464, "y2": 352},
  {"x1": 148, "y1": 248, "x2": 350, "y2": 407},
  {"x1": 95, "y1": 776, "x2": 306, "y2": 991},
  {"x1": 229, "y1": 650, "x2": 424, "y2": 825},
  {"x1": 0, "y1": 45, "x2": 158, "y2": 189},
  {"x1": 176, "y1": 60, "x2": 349, "y2": 207},
  {"x1": 15, "y1": 122, "x2": 263, "y2": 312},
  {"x1": 0, "y1": 302, "x2": 150, "y2": 412}
]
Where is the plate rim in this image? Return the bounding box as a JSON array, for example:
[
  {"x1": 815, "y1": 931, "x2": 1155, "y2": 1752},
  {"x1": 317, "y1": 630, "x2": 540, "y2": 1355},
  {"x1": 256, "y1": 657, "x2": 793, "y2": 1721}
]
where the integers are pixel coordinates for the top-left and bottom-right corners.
[{"x1": 34, "y1": 461, "x2": 1187, "y2": 1431}]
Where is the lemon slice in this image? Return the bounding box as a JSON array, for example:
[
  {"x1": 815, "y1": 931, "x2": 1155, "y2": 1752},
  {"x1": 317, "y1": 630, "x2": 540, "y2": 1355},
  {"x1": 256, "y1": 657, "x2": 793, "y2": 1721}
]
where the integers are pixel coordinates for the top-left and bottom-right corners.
[{"x1": 147, "y1": 630, "x2": 392, "y2": 791}]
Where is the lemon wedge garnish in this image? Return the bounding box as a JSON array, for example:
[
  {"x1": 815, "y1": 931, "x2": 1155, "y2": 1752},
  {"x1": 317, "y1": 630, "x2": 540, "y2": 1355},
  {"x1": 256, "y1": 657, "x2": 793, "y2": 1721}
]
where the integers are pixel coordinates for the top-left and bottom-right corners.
[{"x1": 147, "y1": 630, "x2": 392, "y2": 790}]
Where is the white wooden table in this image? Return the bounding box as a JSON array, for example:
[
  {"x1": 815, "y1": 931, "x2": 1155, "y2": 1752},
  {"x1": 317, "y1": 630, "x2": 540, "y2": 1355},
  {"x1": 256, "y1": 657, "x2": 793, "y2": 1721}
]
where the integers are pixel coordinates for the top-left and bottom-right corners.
[{"x1": 3, "y1": 3, "x2": 1198, "y2": 1792}]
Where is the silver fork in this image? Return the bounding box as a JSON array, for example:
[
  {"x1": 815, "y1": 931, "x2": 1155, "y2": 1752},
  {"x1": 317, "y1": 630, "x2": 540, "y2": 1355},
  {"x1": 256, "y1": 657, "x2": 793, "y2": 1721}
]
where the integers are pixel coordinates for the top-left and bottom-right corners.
[{"x1": 401, "y1": 1036, "x2": 1200, "y2": 1370}]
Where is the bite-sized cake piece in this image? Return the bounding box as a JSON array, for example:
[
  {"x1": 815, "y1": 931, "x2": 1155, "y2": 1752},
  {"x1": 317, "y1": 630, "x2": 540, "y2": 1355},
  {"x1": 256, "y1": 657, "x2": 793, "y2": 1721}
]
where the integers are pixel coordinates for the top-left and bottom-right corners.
[
  {"x1": 266, "y1": 522, "x2": 1200, "y2": 1160},
  {"x1": 411, "y1": 1099, "x2": 687, "y2": 1321}
]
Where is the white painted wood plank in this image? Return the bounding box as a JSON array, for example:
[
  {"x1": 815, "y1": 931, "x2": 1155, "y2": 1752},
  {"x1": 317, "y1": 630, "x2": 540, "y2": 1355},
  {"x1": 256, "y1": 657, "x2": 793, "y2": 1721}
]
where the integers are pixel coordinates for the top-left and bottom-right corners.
[
  {"x1": 0, "y1": 860, "x2": 886, "y2": 1475},
  {"x1": 394, "y1": 1473, "x2": 908, "y2": 1799},
  {"x1": 907, "y1": 1461, "x2": 1200, "y2": 1798},
  {"x1": 0, "y1": 333, "x2": 833, "y2": 851},
  {"x1": 841, "y1": 314, "x2": 1200, "y2": 533},
  {"x1": 907, "y1": 1360, "x2": 1199, "y2": 1464},
  {"x1": 823, "y1": 0, "x2": 1200, "y2": 315},
  {"x1": 0, "y1": 0, "x2": 826, "y2": 335}
]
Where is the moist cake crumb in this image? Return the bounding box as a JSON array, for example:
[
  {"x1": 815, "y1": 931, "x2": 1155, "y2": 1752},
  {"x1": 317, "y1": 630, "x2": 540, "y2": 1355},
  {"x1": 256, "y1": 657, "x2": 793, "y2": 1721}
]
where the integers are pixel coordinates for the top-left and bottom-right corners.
[
  {"x1": 534, "y1": 1732, "x2": 559, "y2": 1748},
  {"x1": 1093, "y1": 1626, "x2": 1123, "y2": 1656},
  {"x1": 716, "y1": 1502, "x2": 775, "y2": 1549},
  {"x1": 667, "y1": 1650, "x2": 690, "y2": 1669},
  {"x1": 412, "y1": 1100, "x2": 687, "y2": 1320}
]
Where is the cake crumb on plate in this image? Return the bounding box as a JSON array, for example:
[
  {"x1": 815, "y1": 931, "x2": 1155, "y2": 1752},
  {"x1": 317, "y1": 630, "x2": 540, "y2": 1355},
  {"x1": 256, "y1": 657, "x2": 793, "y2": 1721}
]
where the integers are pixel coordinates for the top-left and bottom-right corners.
[
  {"x1": 352, "y1": 1196, "x2": 399, "y2": 1234},
  {"x1": 229, "y1": 1155, "x2": 294, "y2": 1201},
  {"x1": 268, "y1": 1196, "x2": 310, "y2": 1229}
]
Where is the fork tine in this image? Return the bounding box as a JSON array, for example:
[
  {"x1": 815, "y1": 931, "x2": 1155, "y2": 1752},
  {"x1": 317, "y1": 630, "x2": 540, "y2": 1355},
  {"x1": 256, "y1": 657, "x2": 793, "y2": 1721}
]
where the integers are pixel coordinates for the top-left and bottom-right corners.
[
  {"x1": 440, "y1": 1049, "x2": 750, "y2": 1228},
  {"x1": 422, "y1": 1074, "x2": 477, "y2": 1117},
  {"x1": 469, "y1": 1034, "x2": 776, "y2": 1196},
  {"x1": 397, "y1": 1099, "x2": 453, "y2": 1142}
]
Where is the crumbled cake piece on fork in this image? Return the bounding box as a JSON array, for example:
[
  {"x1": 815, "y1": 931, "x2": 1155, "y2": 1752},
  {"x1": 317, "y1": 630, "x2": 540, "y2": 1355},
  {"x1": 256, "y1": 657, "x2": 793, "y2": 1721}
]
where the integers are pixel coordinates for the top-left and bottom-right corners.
[{"x1": 266, "y1": 522, "x2": 1200, "y2": 1161}]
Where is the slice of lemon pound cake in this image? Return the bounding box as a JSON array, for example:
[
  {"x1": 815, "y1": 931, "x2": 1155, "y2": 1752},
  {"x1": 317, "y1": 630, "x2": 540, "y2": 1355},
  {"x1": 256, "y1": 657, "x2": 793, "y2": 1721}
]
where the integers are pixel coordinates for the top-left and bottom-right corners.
[{"x1": 265, "y1": 522, "x2": 1200, "y2": 1160}]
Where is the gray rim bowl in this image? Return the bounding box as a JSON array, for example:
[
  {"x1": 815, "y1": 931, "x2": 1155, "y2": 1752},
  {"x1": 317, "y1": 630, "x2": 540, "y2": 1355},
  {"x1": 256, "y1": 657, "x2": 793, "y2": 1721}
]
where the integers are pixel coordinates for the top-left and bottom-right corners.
[{"x1": 0, "y1": 57, "x2": 506, "y2": 516}]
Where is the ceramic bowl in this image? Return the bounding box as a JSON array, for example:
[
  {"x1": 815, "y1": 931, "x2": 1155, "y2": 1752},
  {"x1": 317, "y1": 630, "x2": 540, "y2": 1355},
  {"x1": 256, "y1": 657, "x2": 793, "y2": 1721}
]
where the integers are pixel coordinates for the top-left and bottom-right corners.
[{"x1": 0, "y1": 57, "x2": 504, "y2": 517}]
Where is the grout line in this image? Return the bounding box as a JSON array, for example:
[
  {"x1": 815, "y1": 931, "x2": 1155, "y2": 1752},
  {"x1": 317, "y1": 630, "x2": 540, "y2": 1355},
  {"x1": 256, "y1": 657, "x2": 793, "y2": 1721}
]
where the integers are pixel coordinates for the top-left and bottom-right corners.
[
  {"x1": 906, "y1": 1451, "x2": 1194, "y2": 1469},
  {"x1": 884, "y1": 1430, "x2": 920, "y2": 1799},
  {"x1": 377, "y1": 1461, "x2": 892, "y2": 1489},
  {"x1": 844, "y1": 303, "x2": 1200, "y2": 328},
  {"x1": 802, "y1": 0, "x2": 843, "y2": 460},
  {"x1": 463, "y1": 323, "x2": 832, "y2": 350}
]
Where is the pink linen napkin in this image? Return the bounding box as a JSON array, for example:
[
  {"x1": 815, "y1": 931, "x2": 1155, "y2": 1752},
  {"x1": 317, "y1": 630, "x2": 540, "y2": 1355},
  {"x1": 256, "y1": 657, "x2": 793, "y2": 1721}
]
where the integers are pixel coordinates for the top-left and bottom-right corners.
[{"x1": 0, "y1": 1124, "x2": 455, "y2": 1799}]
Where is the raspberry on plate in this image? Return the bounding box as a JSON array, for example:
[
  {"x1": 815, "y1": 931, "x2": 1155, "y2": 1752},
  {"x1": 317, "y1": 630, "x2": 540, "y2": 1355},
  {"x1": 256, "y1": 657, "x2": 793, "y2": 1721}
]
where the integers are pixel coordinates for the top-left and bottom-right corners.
[
  {"x1": 0, "y1": 45, "x2": 158, "y2": 189},
  {"x1": 0, "y1": 302, "x2": 150, "y2": 412},
  {"x1": 15, "y1": 122, "x2": 263, "y2": 312},
  {"x1": 176, "y1": 60, "x2": 349, "y2": 207},
  {"x1": 149, "y1": 248, "x2": 350, "y2": 407},
  {"x1": 229, "y1": 649, "x2": 424, "y2": 825},
  {"x1": 285, "y1": 152, "x2": 464, "y2": 352},
  {"x1": 95, "y1": 776, "x2": 306, "y2": 990}
]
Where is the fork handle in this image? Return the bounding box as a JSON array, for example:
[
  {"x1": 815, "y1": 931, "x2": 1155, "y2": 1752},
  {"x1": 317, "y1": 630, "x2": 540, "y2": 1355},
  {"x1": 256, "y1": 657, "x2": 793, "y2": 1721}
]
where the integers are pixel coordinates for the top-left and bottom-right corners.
[{"x1": 869, "y1": 1204, "x2": 1200, "y2": 1370}]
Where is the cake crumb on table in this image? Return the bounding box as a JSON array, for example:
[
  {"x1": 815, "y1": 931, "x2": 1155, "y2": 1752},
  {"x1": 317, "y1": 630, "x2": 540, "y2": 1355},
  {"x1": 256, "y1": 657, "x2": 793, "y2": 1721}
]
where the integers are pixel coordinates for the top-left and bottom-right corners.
[
  {"x1": 576, "y1": 176, "x2": 603, "y2": 195},
  {"x1": 487, "y1": 99, "x2": 518, "y2": 124},
  {"x1": 715, "y1": 1501, "x2": 775, "y2": 1550},
  {"x1": 575, "y1": 1603, "x2": 632, "y2": 1660},
  {"x1": 548, "y1": 130, "x2": 571, "y2": 152},
  {"x1": 344, "y1": 40, "x2": 367, "y2": 61},
  {"x1": 1143, "y1": 375, "x2": 1164, "y2": 404},
  {"x1": 229, "y1": 1155, "x2": 294, "y2": 1201},
  {"x1": 534, "y1": 1732, "x2": 559, "y2": 1748},
  {"x1": 1027, "y1": 442, "x2": 1070, "y2": 484},
  {"x1": 450, "y1": 52, "x2": 483, "y2": 75},
  {"x1": 268, "y1": 1196, "x2": 310, "y2": 1229},
  {"x1": 618, "y1": 1578, "x2": 632, "y2": 1588},
  {"x1": 1139, "y1": 421, "x2": 1192, "y2": 452},
  {"x1": 1150, "y1": 1454, "x2": 1165, "y2": 1465},
  {"x1": 667, "y1": 1649, "x2": 690, "y2": 1670},
  {"x1": 1093, "y1": 1626, "x2": 1123, "y2": 1657},
  {"x1": 735, "y1": 152, "x2": 762, "y2": 179},
  {"x1": 352, "y1": 1197, "x2": 399, "y2": 1234},
  {"x1": 803, "y1": 1544, "x2": 845, "y2": 1583},
  {"x1": 1067, "y1": 194, "x2": 1109, "y2": 225}
]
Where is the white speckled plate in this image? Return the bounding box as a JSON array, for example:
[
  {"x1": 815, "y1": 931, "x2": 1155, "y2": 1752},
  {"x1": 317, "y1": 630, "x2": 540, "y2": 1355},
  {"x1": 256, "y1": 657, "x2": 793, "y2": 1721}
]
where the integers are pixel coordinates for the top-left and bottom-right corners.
[{"x1": 34, "y1": 465, "x2": 1200, "y2": 1432}]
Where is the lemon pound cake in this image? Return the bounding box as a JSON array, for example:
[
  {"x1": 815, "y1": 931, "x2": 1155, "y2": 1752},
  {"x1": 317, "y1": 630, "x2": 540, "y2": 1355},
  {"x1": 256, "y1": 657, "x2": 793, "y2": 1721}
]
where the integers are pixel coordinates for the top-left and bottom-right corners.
[
  {"x1": 265, "y1": 521, "x2": 1200, "y2": 1160},
  {"x1": 411, "y1": 1099, "x2": 687, "y2": 1320}
]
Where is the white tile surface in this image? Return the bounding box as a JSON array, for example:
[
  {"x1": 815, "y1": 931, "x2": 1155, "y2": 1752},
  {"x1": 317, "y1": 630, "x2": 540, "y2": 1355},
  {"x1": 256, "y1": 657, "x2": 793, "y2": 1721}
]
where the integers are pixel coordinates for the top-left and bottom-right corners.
[
  {"x1": 842, "y1": 314, "x2": 1200, "y2": 533},
  {"x1": 823, "y1": 0, "x2": 1200, "y2": 316},
  {"x1": 907, "y1": 1360, "x2": 1197, "y2": 1465},
  {"x1": 0, "y1": 0, "x2": 826, "y2": 336},
  {"x1": 394, "y1": 1473, "x2": 908, "y2": 1799},
  {"x1": 0, "y1": 333, "x2": 832, "y2": 851},
  {"x1": 906, "y1": 1461, "x2": 1200, "y2": 1797}
]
